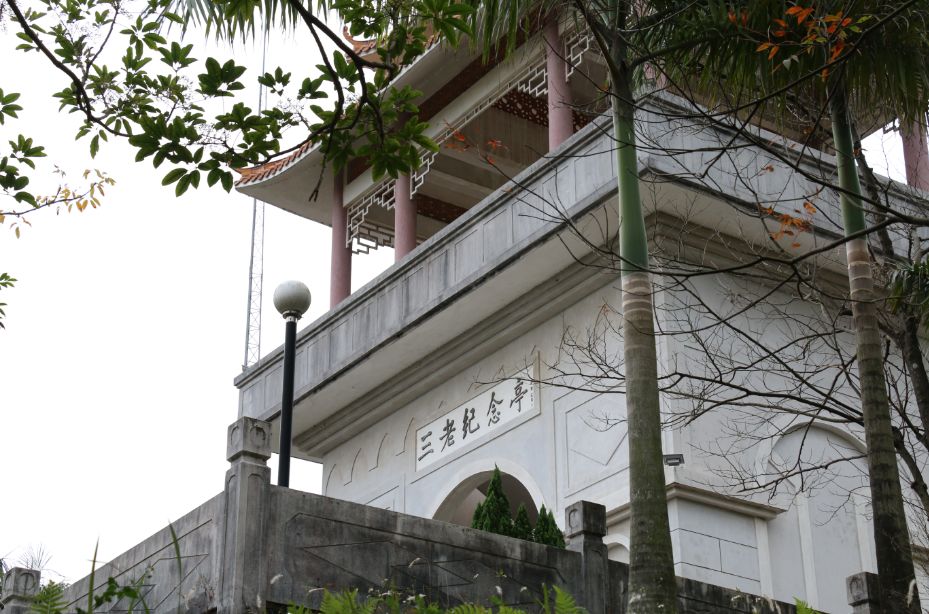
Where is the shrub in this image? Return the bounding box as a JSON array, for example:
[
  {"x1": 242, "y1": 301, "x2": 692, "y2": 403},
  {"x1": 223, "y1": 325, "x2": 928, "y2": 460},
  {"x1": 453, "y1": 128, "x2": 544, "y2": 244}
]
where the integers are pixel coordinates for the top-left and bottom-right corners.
[
  {"x1": 532, "y1": 507, "x2": 565, "y2": 549},
  {"x1": 311, "y1": 585, "x2": 583, "y2": 614},
  {"x1": 512, "y1": 504, "x2": 533, "y2": 541},
  {"x1": 472, "y1": 467, "x2": 513, "y2": 537}
]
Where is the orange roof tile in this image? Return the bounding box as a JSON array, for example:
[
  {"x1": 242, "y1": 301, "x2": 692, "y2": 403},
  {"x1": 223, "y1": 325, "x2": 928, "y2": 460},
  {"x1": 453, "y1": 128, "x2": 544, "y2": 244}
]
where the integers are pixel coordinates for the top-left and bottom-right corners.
[
  {"x1": 234, "y1": 140, "x2": 315, "y2": 187},
  {"x1": 343, "y1": 26, "x2": 379, "y2": 58}
]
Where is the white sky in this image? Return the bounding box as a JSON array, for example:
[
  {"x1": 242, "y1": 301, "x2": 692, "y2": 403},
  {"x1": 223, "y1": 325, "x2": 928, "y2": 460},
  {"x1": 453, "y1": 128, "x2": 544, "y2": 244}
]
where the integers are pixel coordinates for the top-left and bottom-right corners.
[{"x1": 0, "y1": 16, "x2": 912, "y2": 586}]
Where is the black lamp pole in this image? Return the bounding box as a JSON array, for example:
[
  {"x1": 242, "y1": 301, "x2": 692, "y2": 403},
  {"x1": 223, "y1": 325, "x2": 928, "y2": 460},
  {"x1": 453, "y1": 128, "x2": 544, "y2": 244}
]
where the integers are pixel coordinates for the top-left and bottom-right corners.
[
  {"x1": 272, "y1": 280, "x2": 311, "y2": 489},
  {"x1": 278, "y1": 315, "x2": 298, "y2": 487}
]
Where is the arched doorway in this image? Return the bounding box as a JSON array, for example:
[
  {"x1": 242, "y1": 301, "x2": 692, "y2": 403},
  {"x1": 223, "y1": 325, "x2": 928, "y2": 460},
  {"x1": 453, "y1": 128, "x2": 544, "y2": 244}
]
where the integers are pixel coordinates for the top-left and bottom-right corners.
[
  {"x1": 433, "y1": 470, "x2": 539, "y2": 527},
  {"x1": 763, "y1": 424, "x2": 873, "y2": 612}
]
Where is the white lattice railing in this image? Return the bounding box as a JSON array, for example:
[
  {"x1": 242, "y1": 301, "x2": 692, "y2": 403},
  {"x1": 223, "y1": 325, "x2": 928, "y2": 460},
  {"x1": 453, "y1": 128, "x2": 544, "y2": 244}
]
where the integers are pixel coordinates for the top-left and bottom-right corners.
[
  {"x1": 564, "y1": 28, "x2": 594, "y2": 81},
  {"x1": 346, "y1": 178, "x2": 396, "y2": 253}
]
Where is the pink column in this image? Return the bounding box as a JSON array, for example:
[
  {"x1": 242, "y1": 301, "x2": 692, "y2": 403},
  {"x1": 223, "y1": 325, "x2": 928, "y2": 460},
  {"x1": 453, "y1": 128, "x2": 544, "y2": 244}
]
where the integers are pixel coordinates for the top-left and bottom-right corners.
[
  {"x1": 394, "y1": 174, "x2": 417, "y2": 260},
  {"x1": 902, "y1": 119, "x2": 929, "y2": 191},
  {"x1": 544, "y1": 18, "x2": 573, "y2": 150},
  {"x1": 330, "y1": 169, "x2": 352, "y2": 308}
]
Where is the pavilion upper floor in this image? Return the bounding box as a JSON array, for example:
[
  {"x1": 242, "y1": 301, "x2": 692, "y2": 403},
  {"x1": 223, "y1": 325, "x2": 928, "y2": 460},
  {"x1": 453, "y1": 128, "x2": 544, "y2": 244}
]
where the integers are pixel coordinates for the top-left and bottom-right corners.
[
  {"x1": 234, "y1": 15, "x2": 929, "y2": 316},
  {"x1": 236, "y1": 18, "x2": 605, "y2": 309}
]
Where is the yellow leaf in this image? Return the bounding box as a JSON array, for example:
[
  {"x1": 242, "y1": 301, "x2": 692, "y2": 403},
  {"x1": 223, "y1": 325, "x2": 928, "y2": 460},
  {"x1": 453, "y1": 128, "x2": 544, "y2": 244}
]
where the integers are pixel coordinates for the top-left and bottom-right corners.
[
  {"x1": 15, "y1": 227, "x2": 20, "y2": 238},
  {"x1": 0, "y1": 214, "x2": 4, "y2": 224}
]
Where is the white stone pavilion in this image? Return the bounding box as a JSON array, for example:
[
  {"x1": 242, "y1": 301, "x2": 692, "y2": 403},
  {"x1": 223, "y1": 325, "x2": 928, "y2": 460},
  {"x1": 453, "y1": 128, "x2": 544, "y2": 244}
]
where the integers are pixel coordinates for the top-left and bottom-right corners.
[{"x1": 231, "y1": 19, "x2": 929, "y2": 614}]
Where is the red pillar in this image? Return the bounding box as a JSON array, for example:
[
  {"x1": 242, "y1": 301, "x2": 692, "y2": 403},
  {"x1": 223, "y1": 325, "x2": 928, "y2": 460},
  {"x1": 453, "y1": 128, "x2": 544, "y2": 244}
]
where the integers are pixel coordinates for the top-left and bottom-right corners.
[
  {"x1": 544, "y1": 18, "x2": 573, "y2": 150},
  {"x1": 902, "y1": 119, "x2": 929, "y2": 191},
  {"x1": 394, "y1": 174, "x2": 417, "y2": 260},
  {"x1": 330, "y1": 169, "x2": 352, "y2": 308}
]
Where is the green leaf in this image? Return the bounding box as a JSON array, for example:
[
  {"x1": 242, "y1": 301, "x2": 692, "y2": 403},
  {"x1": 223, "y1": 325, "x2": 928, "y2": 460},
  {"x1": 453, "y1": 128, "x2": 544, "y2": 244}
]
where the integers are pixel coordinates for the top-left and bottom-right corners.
[
  {"x1": 14, "y1": 191, "x2": 37, "y2": 206},
  {"x1": 161, "y1": 168, "x2": 186, "y2": 185},
  {"x1": 176, "y1": 172, "x2": 192, "y2": 195}
]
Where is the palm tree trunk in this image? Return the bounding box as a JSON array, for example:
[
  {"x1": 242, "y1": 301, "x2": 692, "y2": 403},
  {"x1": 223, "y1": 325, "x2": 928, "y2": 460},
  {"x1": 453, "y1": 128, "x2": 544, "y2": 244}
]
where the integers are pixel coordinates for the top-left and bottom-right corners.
[
  {"x1": 609, "y1": 14, "x2": 678, "y2": 613},
  {"x1": 830, "y1": 84, "x2": 920, "y2": 613}
]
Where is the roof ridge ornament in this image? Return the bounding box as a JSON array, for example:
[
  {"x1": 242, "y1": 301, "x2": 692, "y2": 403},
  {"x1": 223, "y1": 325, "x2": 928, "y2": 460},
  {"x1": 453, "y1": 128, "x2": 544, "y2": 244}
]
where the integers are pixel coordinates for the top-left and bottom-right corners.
[{"x1": 342, "y1": 26, "x2": 379, "y2": 57}]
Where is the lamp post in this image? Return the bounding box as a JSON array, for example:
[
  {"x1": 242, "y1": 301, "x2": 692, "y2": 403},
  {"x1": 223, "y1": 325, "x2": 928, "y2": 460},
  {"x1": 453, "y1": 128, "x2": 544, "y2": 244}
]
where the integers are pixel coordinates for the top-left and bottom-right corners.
[{"x1": 272, "y1": 280, "x2": 311, "y2": 487}]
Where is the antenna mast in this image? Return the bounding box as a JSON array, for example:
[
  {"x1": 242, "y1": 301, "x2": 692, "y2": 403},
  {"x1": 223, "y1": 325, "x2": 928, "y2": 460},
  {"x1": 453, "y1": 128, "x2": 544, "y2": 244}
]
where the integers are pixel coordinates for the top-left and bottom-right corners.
[{"x1": 243, "y1": 30, "x2": 270, "y2": 370}]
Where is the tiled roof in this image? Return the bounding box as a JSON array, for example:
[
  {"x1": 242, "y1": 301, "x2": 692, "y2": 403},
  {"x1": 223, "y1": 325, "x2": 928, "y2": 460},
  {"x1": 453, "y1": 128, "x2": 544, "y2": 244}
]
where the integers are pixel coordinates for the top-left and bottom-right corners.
[
  {"x1": 234, "y1": 140, "x2": 315, "y2": 187},
  {"x1": 235, "y1": 28, "x2": 443, "y2": 189},
  {"x1": 343, "y1": 27, "x2": 379, "y2": 58}
]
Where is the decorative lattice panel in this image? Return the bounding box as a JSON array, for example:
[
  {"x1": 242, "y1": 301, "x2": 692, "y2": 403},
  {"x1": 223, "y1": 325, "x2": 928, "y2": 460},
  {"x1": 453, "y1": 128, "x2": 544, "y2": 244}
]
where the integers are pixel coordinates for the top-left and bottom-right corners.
[
  {"x1": 351, "y1": 220, "x2": 395, "y2": 254},
  {"x1": 564, "y1": 28, "x2": 593, "y2": 81},
  {"x1": 411, "y1": 151, "x2": 438, "y2": 196},
  {"x1": 517, "y1": 61, "x2": 549, "y2": 98},
  {"x1": 347, "y1": 178, "x2": 396, "y2": 252},
  {"x1": 493, "y1": 90, "x2": 549, "y2": 126},
  {"x1": 411, "y1": 53, "x2": 548, "y2": 196}
]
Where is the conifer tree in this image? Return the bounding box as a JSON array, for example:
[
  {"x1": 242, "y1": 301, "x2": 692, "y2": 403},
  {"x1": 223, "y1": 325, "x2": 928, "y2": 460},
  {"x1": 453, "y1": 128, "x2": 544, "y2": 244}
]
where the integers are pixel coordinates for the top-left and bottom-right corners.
[
  {"x1": 470, "y1": 500, "x2": 485, "y2": 530},
  {"x1": 533, "y1": 506, "x2": 566, "y2": 548},
  {"x1": 474, "y1": 467, "x2": 513, "y2": 536},
  {"x1": 512, "y1": 503, "x2": 533, "y2": 541}
]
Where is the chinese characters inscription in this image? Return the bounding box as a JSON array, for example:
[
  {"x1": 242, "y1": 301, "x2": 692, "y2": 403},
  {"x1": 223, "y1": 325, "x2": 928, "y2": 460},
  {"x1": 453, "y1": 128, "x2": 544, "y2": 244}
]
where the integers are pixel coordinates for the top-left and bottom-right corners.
[{"x1": 415, "y1": 369, "x2": 536, "y2": 470}]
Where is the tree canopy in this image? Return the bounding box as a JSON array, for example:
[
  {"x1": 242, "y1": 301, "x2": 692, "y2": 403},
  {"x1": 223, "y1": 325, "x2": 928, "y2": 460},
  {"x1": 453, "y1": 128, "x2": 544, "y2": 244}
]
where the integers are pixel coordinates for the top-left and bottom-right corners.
[{"x1": 2, "y1": 0, "x2": 472, "y2": 202}]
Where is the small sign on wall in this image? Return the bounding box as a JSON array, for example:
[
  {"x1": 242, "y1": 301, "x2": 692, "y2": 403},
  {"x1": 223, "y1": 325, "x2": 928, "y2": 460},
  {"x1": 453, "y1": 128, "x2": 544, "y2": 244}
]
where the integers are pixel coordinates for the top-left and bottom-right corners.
[{"x1": 415, "y1": 368, "x2": 536, "y2": 471}]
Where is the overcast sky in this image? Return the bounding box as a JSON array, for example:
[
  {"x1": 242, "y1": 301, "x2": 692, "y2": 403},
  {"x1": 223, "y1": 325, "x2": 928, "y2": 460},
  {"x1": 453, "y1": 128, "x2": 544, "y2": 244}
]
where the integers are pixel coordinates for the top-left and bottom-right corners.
[{"x1": 0, "y1": 17, "x2": 912, "y2": 586}]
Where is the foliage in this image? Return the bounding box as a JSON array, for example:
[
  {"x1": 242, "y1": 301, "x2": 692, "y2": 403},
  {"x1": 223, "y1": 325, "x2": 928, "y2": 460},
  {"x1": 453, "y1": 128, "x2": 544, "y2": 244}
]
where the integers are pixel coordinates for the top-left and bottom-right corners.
[
  {"x1": 651, "y1": 1, "x2": 929, "y2": 129},
  {"x1": 309, "y1": 585, "x2": 584, "y2": 614},
  {"x1": 794, "y1": 598, "x2": 821, "y2": 614},
  {"x1": 3, "y1": 0, "x2": 473, "y2": 198},
  {"x1": 0, "y1": 130, "x2": 45, "y2": 208},
  {"x1": 471, "y1": 467, "x2": 512, "y2": 537},
  {"x1": 538, "y1": 585, "x2": 581, "y2": 614},
  {"x1": 890, "y1": 260, "x2": 929, "y2": 324},
  {"x1": 320, "y1": 589, "x2": 381, "y2": 614},
  {"x1": 470, "y1": 468, "x2": 564, "y2": 548},
  {"x1": 531, "y1": 506, "x2": 564, "y2": 549},
  {"x1": 511, "y1": 503, "x2": 533, "y2": 541},
  {"x1": 471, "y1": 500, "x2": 485, "y2": 529},
  {"x1": 1, "y1": 0, "x2": 472, "y2": 325},
  {"x1": 1, "y1": 85, "x2": 116, "y2": 236},
  {"x1": 29, "y1": 581, "x2": 68, "y2": 614},
  {"x1": 0, "y1": 272, "x2": 14, "y2": 329}
]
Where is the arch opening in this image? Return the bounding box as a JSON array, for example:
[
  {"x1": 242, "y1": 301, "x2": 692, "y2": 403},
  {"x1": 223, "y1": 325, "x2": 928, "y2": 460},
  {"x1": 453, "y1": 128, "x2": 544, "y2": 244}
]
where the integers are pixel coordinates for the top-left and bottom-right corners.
[{"x1": 433, "y1": 470, "x2": 539, "y2": 527}]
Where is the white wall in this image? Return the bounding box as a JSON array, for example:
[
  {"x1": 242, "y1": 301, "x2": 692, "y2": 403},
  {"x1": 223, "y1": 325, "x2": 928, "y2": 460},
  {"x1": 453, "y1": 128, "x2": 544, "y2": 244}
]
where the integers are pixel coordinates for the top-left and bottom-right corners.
[{"x1": 320, "y1": 254, "x2": 926, "y2": 614}]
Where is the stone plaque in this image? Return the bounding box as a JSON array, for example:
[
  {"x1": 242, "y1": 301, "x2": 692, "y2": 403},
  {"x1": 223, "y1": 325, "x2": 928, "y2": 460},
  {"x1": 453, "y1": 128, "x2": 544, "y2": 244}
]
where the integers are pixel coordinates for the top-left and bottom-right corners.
[{"x1": 415, "y1": 368, "x2": 535, "y2": 471}]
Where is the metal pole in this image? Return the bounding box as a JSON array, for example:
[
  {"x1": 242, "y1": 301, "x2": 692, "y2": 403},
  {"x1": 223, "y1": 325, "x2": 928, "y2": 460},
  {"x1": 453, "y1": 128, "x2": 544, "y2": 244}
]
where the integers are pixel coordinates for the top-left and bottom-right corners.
[{"x1": 278, "y1": 316, "x2": 297, "y2": 487}]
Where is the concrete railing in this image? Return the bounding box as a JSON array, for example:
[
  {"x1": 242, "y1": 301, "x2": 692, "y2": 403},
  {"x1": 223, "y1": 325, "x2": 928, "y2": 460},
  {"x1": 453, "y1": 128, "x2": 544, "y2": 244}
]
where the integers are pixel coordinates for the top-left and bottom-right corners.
[{"x1": 36, "y1": 417, "x2": 838, "y2": 614}]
